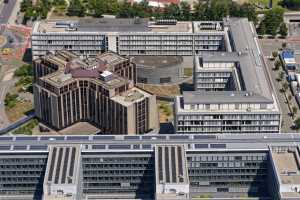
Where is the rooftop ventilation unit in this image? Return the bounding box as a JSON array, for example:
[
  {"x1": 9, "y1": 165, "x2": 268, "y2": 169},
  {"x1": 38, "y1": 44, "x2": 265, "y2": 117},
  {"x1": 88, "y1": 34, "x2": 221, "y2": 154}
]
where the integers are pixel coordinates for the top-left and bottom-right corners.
[
  {"x1": 155, "y1": 19, "x2": 177, "y2": 25},
  {"x1": 99, "y1": 70, "x2": 113, "y2": 82}
]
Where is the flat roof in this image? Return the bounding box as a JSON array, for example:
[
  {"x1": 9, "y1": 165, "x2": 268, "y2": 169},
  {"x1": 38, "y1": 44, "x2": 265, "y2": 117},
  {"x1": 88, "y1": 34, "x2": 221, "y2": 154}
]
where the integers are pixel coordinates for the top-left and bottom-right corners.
[
  {"x1": 271, "y1": 147, "x2": 300, "y2": 198},
  {"x1": 155, "y1": 145, "x2": 189, "y2": 184},
  {"x1": 132, "y1": 55, "x2": 183, "y2": 68},
  {"x1": 35, "y1": 18, "x2": 150, "y2": 33},
  {"x1": 44, "y1": 145, "x2": 80, "y2": 185},
  {"x1": 226, "y1": 18, "x2": 272, "y2": 99},
  {"x1": 148, "y1": 21, "x2": 193, "y2": 33},
  {"x1": 111, "y1": 87, "x2": 151, "y2": 106},
  {"x1": 2, "y1": 134, "x2": 300, "y2": 152},
  {"x1": 182, "y1": 91, "x2": 273, "y2": 104},
  {"x1": 190, "y1": 18, "x2": 276, "y2": 106},
  {"x1": 39, "y1": 51, "x2": 131, "y2": 89},
  {"x1": 34, "y1": 18, "x2": 193, "y2": 33}
]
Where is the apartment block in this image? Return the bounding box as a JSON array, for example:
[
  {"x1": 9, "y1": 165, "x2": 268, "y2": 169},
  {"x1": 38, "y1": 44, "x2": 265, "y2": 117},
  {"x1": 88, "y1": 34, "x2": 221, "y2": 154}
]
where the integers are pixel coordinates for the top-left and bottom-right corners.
[
  {"x1": 174, "y1": 18, "x2": 280, "y2": 134},
  {"x1": 0, "y1": 134, "x2": 300, "y2": 200},
  {"x1": 33, "y1": 50, "x2": 158, "y2": 134}
]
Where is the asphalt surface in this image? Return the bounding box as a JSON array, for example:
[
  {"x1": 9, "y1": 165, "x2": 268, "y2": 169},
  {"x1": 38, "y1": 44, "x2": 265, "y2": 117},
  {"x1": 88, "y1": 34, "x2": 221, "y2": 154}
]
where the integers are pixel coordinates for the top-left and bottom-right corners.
[
  {"x1": 0, "y1": 0, "x2": 17, "y2": 24},
  {"x1": 260, "y1": 39, "x2": 297, "y2": 133}
]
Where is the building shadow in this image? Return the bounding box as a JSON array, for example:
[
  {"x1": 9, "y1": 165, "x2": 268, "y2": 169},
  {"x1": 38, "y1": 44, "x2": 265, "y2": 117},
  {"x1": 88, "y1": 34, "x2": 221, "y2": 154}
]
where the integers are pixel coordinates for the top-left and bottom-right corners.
[{"x1": 159, "y1": 122, "x2": 175, "y2": 134}]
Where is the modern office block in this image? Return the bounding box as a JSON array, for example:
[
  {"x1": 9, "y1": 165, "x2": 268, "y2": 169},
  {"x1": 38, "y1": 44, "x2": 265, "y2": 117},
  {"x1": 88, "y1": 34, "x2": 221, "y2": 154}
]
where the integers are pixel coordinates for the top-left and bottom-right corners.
[
  {"x1": 0, "y1": 134, "x2": 300, "y2": 199},
  {"x1": 33, "y1": 50, "x2": 158, "y2": 134},
  {"x1": 174, "y1": 18, "x2": 280, "y2": 134},
  {"x1": 31, "y1": 19, "x2": 226, "y2": 59}
]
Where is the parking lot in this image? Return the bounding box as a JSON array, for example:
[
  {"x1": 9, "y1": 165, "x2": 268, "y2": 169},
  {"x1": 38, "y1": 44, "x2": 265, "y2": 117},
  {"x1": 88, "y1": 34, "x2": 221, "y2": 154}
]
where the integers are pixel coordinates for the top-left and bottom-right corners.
[{"x1": 260, "y1": 39, "x2": 298, "y2": 132}]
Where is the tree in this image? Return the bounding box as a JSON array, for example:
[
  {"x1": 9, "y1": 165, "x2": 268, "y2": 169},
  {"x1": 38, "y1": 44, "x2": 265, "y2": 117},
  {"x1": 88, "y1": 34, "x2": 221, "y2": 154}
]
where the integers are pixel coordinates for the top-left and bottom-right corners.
[
  {"x1": 272, "y1": 51, "x2": 278, "y2": 58},
  {"x1": 67, "y1": 0, "x2": 86, "y2": 17},
  {"x1": 281, "y1": 71, "x2": 286, "y2": 79},
  {"x1": 282, "y1": 42, "x2": 287, "y2": 49},
  {"x1": 14, "y1": 64, "x2": 33, "y2": 77},
  {"x1": 262, "y1": 7, "x2": 284, "y2": 36},
  {"x1": 274, "y1": 60, "x2": 281, "y2": 70},
  {"x1": 282, "y1": 81, "x2": 289, "y2": 92},
  {"x1": 288, "y1": 94, "x2": 292, "y2": 102},
  {"x1": 294, "y1": 117, "x2": 300, "y2": 129},
  {"x1": 164, "y1": 3, "x2": 181, "y2": 19},
  {"x1": 193, "y1": 1, "x2": 206, "y2": 20},
  {"x1": 292, "y1": 106, "x2": 298, "y2": 116},
  {"x1": 180, "y1": 1, "x2": 191, "y2": 21},
  {"x1": 257, "y1": 21, "x2": 266, "y2": 35},
  {"x1": 279, "y1": 23, "x2": 288, "y2": 38},
  {"x1": 92, "y1": 0, "x2": 105, "y2": 18}
]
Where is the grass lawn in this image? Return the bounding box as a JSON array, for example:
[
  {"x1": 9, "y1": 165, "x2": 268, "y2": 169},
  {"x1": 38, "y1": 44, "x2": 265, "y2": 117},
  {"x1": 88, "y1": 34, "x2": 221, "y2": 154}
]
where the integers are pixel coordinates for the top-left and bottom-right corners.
[
  {"x1": 184, "y1": 68, "x2": 193, "y2": 77},
  {"x1": 158, "y1": 101, "x2": 173, "y2": 123},
  {"x1": 12, "y1": 119, "x2": 38, "y2": 135},
  {"x1": 137, "y1": 83, "x2": 180, "y2": 97},
  {"x1": 6, "y1": 100, "x2": 33, "y2": 122}
]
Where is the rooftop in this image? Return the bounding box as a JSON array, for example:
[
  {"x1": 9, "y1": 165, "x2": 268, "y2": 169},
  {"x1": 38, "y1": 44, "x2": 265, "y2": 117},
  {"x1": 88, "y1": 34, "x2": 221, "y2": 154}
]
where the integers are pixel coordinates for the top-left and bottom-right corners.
[
  {"x1": 111, "y1": 87, "x2": 151, "y2": 106},
  {"x1": 39, "y1": 51, "x2": 131, "y2": 89},
  {"x1": 225, "y1": 18, "x2": 272, "y2": 99},
  {"x1": 271, "y1": 146, "x2": 300, "y2": 198},
  {"x1": 189, "y1": 18, "x2": 276, "y2": 107},
  {"x1": 182, "y1": 91, "x2": 273, "y2": 104},
  {"x1": 33, "y1": 18, "x2": 193, "y2": 33},
  {"x1": 155, "y1": 145, "x2": 189, "y2": 185},
  {"x1": 132, "y1": 55, "x2": 183, "y2": 68},
  {"x1": 193, "y1": 21, "x2": 224, "y2": 33},
  {"x1": 44, "y1": 145, "x2": 81, "y2": 185},
  {"x1": 34, "y1": 18, "x2": 150, "y2": 33}
]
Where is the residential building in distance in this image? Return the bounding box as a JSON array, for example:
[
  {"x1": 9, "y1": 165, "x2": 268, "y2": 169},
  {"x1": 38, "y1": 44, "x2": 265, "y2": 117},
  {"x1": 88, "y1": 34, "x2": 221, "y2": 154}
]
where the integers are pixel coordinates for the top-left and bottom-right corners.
[
  {"x1": 33, "y1": 50, "x2": 158, "y2": 134},
  {"x1": 0, "y1": 134, "x2": 300, "y2": 200},
  {"x1": 174, "y1": 18, "x2": 281, "y2": 134}
]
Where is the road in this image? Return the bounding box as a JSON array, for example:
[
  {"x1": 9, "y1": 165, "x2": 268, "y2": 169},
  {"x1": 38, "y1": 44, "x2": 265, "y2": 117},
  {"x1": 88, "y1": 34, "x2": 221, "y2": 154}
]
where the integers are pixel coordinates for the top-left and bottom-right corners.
[{"x1": 0, "y1": 0, "x2": 17, "y2": 24}]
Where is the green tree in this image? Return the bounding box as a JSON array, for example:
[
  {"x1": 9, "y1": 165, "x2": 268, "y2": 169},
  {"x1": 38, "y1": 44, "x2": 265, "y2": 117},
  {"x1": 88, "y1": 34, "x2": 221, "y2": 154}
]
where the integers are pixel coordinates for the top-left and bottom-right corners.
[
  {"x1": 282, "y1": 42, "x2": 287, "y2": 49},
  {"x1": 193, "y1": 1, "x2": 206, "y2": 20},
  {"x1": 283, "y1": 81, "x2": 289, "y2": 91},
  {"x1": 180, "y1": 1, "x2": 191, "y2": 21},
  {"x1": 257, "y1": 21, "x2": 266, "y2": 35},
  {"x1": 14, "y1": 64, "x2": 33, "y2": 77},
  {"x1": 294, "y1": 117, "x2": 300, "y2": 129},
  {"x1": 164, "y1": 3, "x2": 181, "y2": 19},
  {"x1": 67, "y1": 0, "x2": 86, "y2": 17},
  {"x1": 279, "y1": 23, "x2": 288, "y2": 38},
  {"x1": 272, "y1": 51, "x2": 278, "y2": 58},
  {"x1": 262, "y1": 7, "x2": 284, "y2": 36},
  {"x1": 274, "y1": 60, "x2": 281, "y2": 70},
  {"x1": 20, "y1": 0, "x2": 32, "y2": 12},
  {"x1": 4, "y1": 93, "x2": 19, "y2": 109},
  {"x1": 288, "y1": 94, "x2": 292, "y2": 102},
  {"x1": 292, "y1": 106, "x2": 298, "y2": 116}
]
